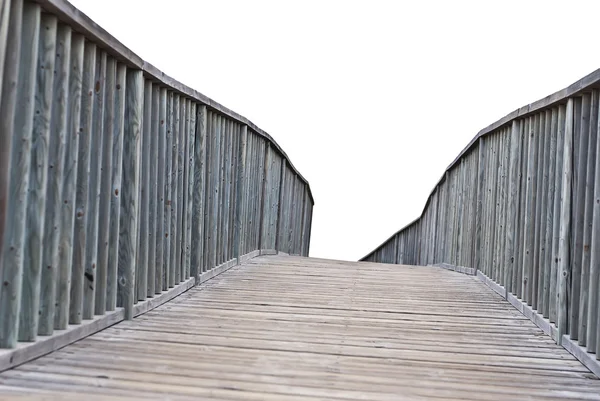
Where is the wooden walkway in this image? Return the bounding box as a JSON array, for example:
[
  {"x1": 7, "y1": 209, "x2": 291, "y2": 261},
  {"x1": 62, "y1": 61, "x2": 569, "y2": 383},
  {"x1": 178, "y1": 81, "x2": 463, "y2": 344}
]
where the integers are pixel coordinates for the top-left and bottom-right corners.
[{"x1": 1, "y1": 255, "x2": 599, "y2": 400}]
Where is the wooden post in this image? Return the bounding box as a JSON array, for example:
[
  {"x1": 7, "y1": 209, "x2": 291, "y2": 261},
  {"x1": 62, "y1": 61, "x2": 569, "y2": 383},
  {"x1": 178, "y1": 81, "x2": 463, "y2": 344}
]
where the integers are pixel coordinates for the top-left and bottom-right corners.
[
  {"x1": 538, "y1": 111, "x2": 551, "y2": 316},
  {"x1": 39, "y1": 23, "x2": 71, "y2": 334},
  {"x1": 191, "y1": 105, "x2": 206, "y2": 280},
  {"x1": 542, "y1": 108, "x2": 558, "y2": 319},
  {"x1": 154, "y1": 88, "x2": 167, "y2": 293},
  {"x1": 169, "y1": 95, "x2": 180, "y2": 284},
  {"x1": 588, "y1": 93, "x2": 600, "y2": 352},
  {"x1": 550, "y1": 105, "x2": 566, "y2": 323},
  {"x1": 54, "y1": 33, "x2": 85, "y2": 329},
  {"x1": 0, "y1": 1, "x2": 23, "y2": 308},
  {"x1": 95, "y1": 56, "x2": 116, "y2": 316},
  {"x1": 163, "y1": 92, "x2": 173, "y2": 288},
  {"x1": 69, "y1": 41, "x2": 96, "y2": 325},
  {"x1": 522, "y1": 115, "x2": 539, "y2": 305},
  {"x1": 18, "y1": 12, "x2": 56, "y2": 341},
  {"x1": 0, "y1": 2, "x2": 40, "y2": 346},
  {"x1": 570, "y1": 95, "x2": 589, "y2": 340},
  {"x1": 504, "y1": 121, "x2": 519, "y2": 294},
  {"x1": 117, "y1": 69, "x2": 143, "y2": 320},
  {"x1": 135, "y1": 82, "x2": 152, "y2": 300},
  {"x1": 580, "y1": 90, "x2": 598, "y2": 347},
  {"x1": 82, "y1": 49, "x2": 106, "y2": 320},
  {"x1": 558, "y1": 98, "x2": 574, "y2": 340}
]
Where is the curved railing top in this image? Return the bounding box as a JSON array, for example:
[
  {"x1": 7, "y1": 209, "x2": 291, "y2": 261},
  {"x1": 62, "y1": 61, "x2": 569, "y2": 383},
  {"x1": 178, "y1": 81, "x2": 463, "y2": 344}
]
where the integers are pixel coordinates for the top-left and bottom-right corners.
[
  {"x1": 361, "y1": 67, "x2": 600, "y2": 261},
  {"x1": 37, "y1": 0, "x2": 314, "y2": 204}
]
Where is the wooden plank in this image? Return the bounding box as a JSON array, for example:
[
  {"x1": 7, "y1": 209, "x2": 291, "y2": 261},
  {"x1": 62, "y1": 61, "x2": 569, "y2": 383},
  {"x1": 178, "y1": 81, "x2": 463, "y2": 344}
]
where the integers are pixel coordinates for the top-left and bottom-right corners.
[
  {"x1": 235, "y1": 125, "x2": 248, "y2": 262},
  {"x1": 169, "y1": 95, "x2": 180, "y2": 286},
  {"x1": 136, "y1": 81, "x2": 151, "y2": 301},
  {"x1": 184, "y1": 101, "x2": 196, "y2": 278},
  {"x1": 19, "y1": 12, "x2": 57, "y2": 341},
  {"x1": 558, "y1": 98, "x2": 575, "y2": 340},
  {"x1": 190, "y1": 105, "x2": 206, "y2": 281},
  {"x1": 550, "y1": 105, "x2": 566, "y2": 324},
  {"x1": 154, "y1": 87, "x2": 167, "y2": 294},
  {"x1": 146, "y1": 82, "x2": 160, "y2": 297},
  {"x1": 82, "y1": 49, "x2": 106, "y2": 320},
  {"x1": 105, "y1": 62, "x2": 126, "y2": 312},
  {"x1": 39, "y1": 23, "x2": 72, "y2": 335},
  {"x1": 543, "y1": 108, "x2": 558, "y2": 319},
  {"x1": 69, "y1": 40, "x2": 96, "y2": 325},
  {"x1": 570, "y1": 95, "x2": 589, "y2": 340},
  {"x1": 95, "y1": 56, "x2": 116, "y2": 316},
  {"x1": 54, "y1": 33, "x2": 85, "y2": 329},
  {"x1": 0, "y1": 1, "x2": 23, "y2": 320},
  {"x1": 1, "y1": 0, "x2": 40, "y2": 343},
  {"x1": 579, "y1": 90, "x2": 598, "y2": 347},
  {"x1": 3, "y1": 256, "x2": 599, "y2": 399},
  {"x1": 162, "y1": 91, "x2": 173, "y2": 289},
  {"x1": 117, "y1": 69, "x2": 143, "y2": 320}
]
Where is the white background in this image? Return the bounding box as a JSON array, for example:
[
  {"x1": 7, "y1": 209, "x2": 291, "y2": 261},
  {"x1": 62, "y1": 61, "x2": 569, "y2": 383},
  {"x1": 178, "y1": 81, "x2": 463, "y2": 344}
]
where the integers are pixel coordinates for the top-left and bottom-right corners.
[{"x1": 70, "y1": 0, "x2": 600, "y2": 261}]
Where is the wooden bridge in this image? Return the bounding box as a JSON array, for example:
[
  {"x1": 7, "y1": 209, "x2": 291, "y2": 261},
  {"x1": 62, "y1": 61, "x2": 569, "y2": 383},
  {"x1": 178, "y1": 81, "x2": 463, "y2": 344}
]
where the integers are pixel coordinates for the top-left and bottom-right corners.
[{"x1": 1, "y1": 0, "x2": 600, "y2": 399}]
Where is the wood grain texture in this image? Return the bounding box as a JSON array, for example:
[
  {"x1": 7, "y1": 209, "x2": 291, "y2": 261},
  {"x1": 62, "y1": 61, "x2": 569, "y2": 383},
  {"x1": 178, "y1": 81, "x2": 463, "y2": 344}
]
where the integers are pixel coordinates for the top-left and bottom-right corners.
[
  {"x1": 38, "y1": 23, "x2": 71, "y2": 336},
  {"x1": 0, "y1": 0, "x2": 22, "y2": 308},
  {"x1": 69, "y1": 41, "x2": 96, "y2": 325},
  {"x1": 83, "y1": 49, "x2": 106, "y2": 320},
  {"x1": 0, "y1": 1, "x2": 40, "y2": 347},
  {"x1": 54, "y1": 32, "x2": 85, "y2": 331},
  {"x1": 19, "y1": 12, "x2": 57, "y2": 342},
  {"x1": 94, "y1": 56, "x2": 116, "y2": 316},
  {"x1": 154, "y1": 87, "x2": 167, "y2": 294},
  {"x1": 190, "y1": 105, "x2": 206, "y2": 280},
  {"x1": 117, "y1": 69, "x2": 143, "y2": 320},
  {"x1": 1, "y1": 256, "x2": 599, "y2": 399}
]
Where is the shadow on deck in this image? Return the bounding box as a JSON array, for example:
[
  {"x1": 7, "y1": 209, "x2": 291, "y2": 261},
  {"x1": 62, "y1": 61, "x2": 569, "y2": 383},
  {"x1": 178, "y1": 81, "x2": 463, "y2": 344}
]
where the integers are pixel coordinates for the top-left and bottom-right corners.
[{"x1": 1, "y1": 255, "x2": 599, "y2": 400}]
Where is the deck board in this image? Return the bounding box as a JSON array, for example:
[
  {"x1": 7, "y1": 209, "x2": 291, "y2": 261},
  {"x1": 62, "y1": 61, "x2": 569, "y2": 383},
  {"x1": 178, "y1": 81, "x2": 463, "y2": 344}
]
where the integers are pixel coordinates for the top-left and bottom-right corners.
[{"x1": 1, "y1": 255, "x2": 599, "y2": 400}]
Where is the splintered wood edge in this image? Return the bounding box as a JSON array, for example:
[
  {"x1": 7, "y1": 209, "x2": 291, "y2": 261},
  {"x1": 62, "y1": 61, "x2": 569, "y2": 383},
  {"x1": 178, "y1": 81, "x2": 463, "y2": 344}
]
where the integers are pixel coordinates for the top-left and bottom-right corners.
[
  {"x1": 0, "y1": 249, "x2": 274, "y2": 373},
  {"x1": 431, "y1": 262, "x2": 600, "y2": 378}
]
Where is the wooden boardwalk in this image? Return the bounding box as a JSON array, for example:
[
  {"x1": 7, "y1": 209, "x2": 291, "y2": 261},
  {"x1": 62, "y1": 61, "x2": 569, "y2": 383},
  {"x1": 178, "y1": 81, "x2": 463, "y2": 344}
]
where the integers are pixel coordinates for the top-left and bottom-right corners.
[{"x1": 1, "y1": 255, "x2": 599, "y2": 400}]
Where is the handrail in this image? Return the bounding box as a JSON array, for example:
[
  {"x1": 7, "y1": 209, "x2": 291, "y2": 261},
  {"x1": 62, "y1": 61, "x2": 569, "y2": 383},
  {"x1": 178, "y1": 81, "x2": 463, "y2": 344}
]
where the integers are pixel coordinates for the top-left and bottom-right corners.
[
  {"x1": 361, "y1": 68, "x2": 600, "y2": 366},
  {"x1": 0, "y1": 0, "x2": 314, "y2": 353}
]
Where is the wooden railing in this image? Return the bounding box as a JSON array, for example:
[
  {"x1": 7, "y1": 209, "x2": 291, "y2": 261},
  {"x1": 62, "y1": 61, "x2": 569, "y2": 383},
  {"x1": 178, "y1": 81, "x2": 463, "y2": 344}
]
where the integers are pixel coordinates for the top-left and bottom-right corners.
[
  {"x1": 0, "y1": 0, "x2": 313, "y2": 351},
  {"x1": 361, "y1": 69, "x2": 600, "y2": 367}
]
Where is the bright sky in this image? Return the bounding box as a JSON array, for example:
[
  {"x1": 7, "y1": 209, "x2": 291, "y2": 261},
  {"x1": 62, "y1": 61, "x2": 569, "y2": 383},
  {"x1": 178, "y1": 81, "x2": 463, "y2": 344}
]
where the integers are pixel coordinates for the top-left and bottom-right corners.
[{"x1": 69, "y1": 0, "x2": 600, "y2": 261}]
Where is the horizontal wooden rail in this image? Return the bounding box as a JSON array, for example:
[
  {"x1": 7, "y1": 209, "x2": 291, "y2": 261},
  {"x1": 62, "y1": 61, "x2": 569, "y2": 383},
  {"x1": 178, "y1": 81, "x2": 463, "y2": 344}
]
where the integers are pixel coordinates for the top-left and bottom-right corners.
[
  {"x1": 0, "y1": 0, "x2": 314, "y2": 351},
  {"x1": 361, "y1": 69, "x2": 600, "y2": 367}
]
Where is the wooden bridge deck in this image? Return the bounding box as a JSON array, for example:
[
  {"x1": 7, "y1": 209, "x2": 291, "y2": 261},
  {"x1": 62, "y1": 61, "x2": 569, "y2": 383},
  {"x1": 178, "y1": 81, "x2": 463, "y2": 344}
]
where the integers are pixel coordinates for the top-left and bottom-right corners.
[{"x1": 1, "y1": 255, "x2": 599, "y2": 400}]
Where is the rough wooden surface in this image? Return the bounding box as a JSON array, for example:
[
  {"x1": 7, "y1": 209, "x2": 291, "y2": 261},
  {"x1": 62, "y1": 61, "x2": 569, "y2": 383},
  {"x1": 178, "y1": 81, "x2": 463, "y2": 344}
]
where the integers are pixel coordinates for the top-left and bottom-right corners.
[{"x1": 1, "y1": 255, "x2": 598, "y2": 400}]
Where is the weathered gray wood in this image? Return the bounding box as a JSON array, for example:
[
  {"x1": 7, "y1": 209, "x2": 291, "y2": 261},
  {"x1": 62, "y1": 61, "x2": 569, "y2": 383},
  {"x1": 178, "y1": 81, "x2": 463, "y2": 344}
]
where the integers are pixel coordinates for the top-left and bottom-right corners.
[
  {"x1": 163, "y1": 92, "x2": 173, "y2": 289},
  {"x1": 147, "y1": 84, "x2": 159, "y2": 291},
  {"x1": 0, "y1": 0, "x2": 11, "y2": 111},
  {"x1": 39, "y1": 23, "x2": 71, "y2": 335},
  {"x1": 542, "y1": 108, "x2": 558, "y2": 319},
  {"x1": 191, "y1": 105, "x2": 207, "y2": 280},
  {"x1": 569, "y1": 95, "x2": 588, "y2": 340},
  {"x1": 515, "y1": 119, "x2": 527, "y2": 300},
  {"x1": 522, "y1": 115, "x2": 539, "y2": 305},
  {"x1": 69, "y1": 41, "x2": 96, "y2": 325},
  {"x1": 117, "y1": 69, "x2": 143, "y2": 320},
  {"x1": 0, "y1": 0, "x2": 22, "y2": 297},
  {"x1": 215, "y1": 115, "x2": 225, "y2": 264},
  {"x1": 221, "y1": 119, "x2": 231, "y2": 263},
  {"x1": 557, "y1": 98, "x2": 574, "y2": 340},
  {"x1": 54, "y1": 33, "x2": 85, "y2": 330},
  {"x1": 0, "y1": 0, "x2": 39, "y2": 345},
  {"x1": 580, "y1": 90, "x2": 598, "y2": 347},
  {"x1": 169, "y1": 95, "x2": 180, "y2": 286},
  {"x1": 154, "y1": 87, "x2": 167, "y2": 294},
  {"x1": 505, "y1": 121, "x2": 520, "y2": 295},
  {"x1": 202, "y1": 112, "x2": 213, "y2": 272},
  {"x1": 94, "y1": 56, "x2": 116, "y2": 316},
  {"x1": 588, "y1": 92, "x2": 600, "y2": 353},
  {"x1": 185, "y1": 101, "x2": 196, "y2": 277},
  {"x1": 209, "y1": 113, "x2": 221, "y2": 267},
  {"x1": 531, "y1": 114, "x2": 545, "y2": 310},
  {"x1": 550, "y1": 105, "x2": 566, "y2": 324},
  {"x1": 18, "y1": 12, "x2": 57, "y2": 342},
  {"x1": 537, "y1": 110, "x2": 551, "y2": 315},
  {"x1": 176, "y1": 97, "x2": 185, "y2": 280},
  {"x1": 136, "y1": 80, "x2": 151, "y2": 301},
  {"x1": 83, "y1": 49, "x2": 106, "y2": 320},
  {"x1": 105, "y1": 62, "x2": 126, "y2": 312}
]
